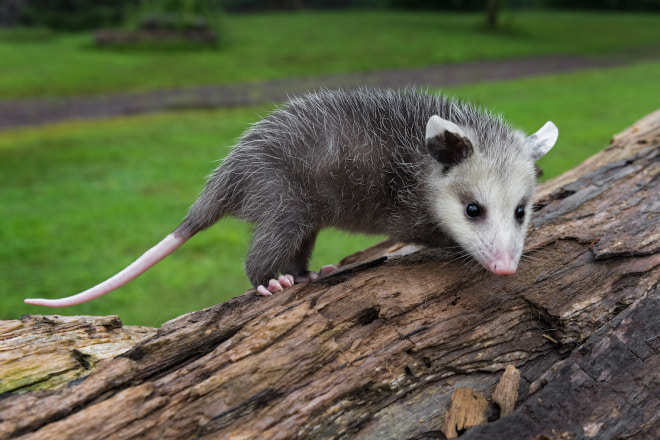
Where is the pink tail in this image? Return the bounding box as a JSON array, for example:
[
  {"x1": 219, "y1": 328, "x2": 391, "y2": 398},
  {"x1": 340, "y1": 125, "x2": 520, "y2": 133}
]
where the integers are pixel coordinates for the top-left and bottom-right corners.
[{"x1": 24, "y1": 233, "x2": 186, "y2": 307}]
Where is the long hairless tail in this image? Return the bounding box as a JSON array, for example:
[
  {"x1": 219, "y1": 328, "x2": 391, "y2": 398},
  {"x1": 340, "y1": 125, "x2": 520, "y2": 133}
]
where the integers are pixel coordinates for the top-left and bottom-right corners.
[{"x1": 24, "y1": 231, "x2": 191, "y2": 308}]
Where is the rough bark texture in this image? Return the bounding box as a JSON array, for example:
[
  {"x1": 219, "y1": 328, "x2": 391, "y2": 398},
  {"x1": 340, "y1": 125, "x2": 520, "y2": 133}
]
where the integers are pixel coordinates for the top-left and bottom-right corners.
[
  {"x1": 0, "y1": 110, "x2": 658, "y2": 440},
  {"x1": 0, "y1": 315, "x2": 155, "y2": 394}
]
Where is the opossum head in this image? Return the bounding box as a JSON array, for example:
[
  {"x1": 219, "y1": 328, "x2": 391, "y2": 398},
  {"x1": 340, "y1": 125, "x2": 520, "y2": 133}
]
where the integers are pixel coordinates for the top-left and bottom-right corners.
[{"x1": 425, "y1": 115, "x2": 557, "y2": 275}]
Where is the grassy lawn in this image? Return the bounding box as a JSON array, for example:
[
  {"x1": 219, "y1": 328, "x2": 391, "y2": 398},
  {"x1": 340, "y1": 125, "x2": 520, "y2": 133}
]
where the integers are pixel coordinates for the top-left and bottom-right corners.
[
  {"x1": 1, "y1": 10, "x2": 659, "y2": 99},
  {"x1": 2, "y1": 60, "x2": 659, "y2": 327}
]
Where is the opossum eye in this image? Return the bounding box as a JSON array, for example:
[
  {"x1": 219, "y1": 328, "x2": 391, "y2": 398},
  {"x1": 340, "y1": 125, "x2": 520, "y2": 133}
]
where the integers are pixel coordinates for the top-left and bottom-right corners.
[
  {"x1": 465, "y1": 203, "x2": 482, "y2": 219},
  {"x1": 515, "y1": 205, "x2": 526, "y2": 223}
]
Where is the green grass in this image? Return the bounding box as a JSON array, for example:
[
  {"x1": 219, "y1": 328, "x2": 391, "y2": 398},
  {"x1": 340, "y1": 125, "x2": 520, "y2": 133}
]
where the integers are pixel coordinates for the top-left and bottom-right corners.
[
  {"x1": 2, "y1": 61, "x2": 660, "y2": 327},
  {"x1": 0, "y1": 107, "x2": 381, "y2": 325},
  {"x1": 1, "y1": 10, "x2": 659, "y2": 99}
]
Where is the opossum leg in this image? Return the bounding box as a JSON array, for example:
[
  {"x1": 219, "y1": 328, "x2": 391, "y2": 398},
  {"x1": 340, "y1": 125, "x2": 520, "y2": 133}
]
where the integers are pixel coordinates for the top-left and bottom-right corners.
[
  {"x1": 255, "y1": 228, "x2": 320, "y2": 295},
  {"x1": 246, "y1": 220, "x2": 317, "y2": 295},
  {"x1": 282, "y1": 229, "x2": 320, "y2": 284}
]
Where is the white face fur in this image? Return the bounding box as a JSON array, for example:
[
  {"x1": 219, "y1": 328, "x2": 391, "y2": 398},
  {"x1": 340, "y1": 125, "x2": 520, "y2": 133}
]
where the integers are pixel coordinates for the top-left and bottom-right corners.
[{"x1": 425, "y1": 116, "x2": 558, "y2": 275}]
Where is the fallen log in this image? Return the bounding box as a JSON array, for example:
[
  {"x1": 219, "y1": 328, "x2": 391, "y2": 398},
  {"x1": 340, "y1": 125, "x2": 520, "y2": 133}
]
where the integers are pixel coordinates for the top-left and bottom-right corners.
[{"x1": 0, "y1": 110, "x2": 658, "y2": 440}]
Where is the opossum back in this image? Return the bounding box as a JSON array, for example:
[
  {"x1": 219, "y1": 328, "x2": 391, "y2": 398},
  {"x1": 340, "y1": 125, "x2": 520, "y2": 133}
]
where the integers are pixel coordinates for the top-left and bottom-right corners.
[
  {"x1": 219, "y1": 90, "x2": 439, "y2": 225},
  {"x1": 191, "y1": 89, "x2": 515, "y2": 233}
]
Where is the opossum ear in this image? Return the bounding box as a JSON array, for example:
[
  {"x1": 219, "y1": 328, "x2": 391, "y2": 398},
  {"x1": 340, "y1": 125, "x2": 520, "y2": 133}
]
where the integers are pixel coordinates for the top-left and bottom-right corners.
[
  {"x1": 526, "y1": 121, "x2": 558, "y2": 161},
  {"x1": 425, "y1": 115, "x2": 474, "y2": 170}
]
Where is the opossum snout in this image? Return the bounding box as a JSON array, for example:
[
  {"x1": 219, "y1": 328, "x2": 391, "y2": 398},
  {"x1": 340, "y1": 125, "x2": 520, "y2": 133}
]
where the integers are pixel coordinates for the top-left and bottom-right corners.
[{"x1": 487, "y1": 253, "x2": 518, "y2": 276}]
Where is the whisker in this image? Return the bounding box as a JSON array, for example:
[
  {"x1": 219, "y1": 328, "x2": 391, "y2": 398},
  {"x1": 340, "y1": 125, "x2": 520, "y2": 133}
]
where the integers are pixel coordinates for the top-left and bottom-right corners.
[
  {"x1": 520, "y1": 254, "x2": 541, "y2": 261},
  {"x1": 447, "y1": 252, "x2": 472, "y2": 264}
]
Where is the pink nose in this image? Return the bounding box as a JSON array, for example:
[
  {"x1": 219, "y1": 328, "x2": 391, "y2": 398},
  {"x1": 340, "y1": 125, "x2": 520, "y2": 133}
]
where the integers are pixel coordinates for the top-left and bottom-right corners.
[{"x1": 489, "y1": 257, "x2": 517, "y2": 276}]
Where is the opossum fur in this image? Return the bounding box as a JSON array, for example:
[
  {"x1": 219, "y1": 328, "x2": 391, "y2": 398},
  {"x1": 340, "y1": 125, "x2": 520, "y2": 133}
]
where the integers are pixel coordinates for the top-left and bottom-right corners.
[{"x1": 24, "y1": 88, "x2": 558, "y2": 307}]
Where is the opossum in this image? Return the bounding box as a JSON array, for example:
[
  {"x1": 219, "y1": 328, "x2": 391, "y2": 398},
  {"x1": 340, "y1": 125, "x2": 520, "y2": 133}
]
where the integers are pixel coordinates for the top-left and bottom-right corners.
[{"x1": 24, "y1": 88, "x2": 558, "y2": 307}]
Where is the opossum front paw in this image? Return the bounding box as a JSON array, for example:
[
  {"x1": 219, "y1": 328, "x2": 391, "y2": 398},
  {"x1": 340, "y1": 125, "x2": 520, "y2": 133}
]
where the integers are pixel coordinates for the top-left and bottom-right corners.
[
  {"x1": 256, "y1": 275, "x2": 295, "y2": 296},
  {"x1": 293, "y1": 265, "x2": 338, "y2": 283}
]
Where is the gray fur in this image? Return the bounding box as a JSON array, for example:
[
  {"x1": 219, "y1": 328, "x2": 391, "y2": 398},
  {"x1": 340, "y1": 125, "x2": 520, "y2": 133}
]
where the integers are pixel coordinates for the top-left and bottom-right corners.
[
  {"x1": 24, "y1": 88, "x2": 557, "y2": 307},
  {"x1": 176, "y1": 88, "x2": 550, "y2": 286}
]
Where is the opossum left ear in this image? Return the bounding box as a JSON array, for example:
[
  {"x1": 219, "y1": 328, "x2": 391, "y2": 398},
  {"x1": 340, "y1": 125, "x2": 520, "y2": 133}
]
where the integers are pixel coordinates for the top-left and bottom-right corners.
[
  {"x1": 526, "y1": 121, "x2": 558, "y2": 161},
  {"x1": 425, "y1": 115, "x2": 474, "y2": 170}
]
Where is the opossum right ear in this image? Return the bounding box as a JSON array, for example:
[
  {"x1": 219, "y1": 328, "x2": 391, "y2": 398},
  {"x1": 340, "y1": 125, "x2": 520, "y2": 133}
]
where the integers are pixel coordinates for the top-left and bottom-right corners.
[
  {"x1": 425, "y1": 115, "x2": 474, "y2": 170},
  {"x1": 525, "y1": 121, "x2": 558, "y2": 161}
]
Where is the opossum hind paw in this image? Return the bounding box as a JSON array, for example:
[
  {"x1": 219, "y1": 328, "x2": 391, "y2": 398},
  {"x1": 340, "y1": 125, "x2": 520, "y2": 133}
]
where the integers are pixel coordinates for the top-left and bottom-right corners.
[
  {"x1": 294, "y1": 271, "x2": 318, "y2": 283},
  {"x1": 256, "y1": 275, "x2": 295, "y2": 296},
  {"x1": 255, "y1": 265, "x2": 339, "y2": 296},
  {"x1": 320, "y1": 265, "x2": 338, "y2": 275}
]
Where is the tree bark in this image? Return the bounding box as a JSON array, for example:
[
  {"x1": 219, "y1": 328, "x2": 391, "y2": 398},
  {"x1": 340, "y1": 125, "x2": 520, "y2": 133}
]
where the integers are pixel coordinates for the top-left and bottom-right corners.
[{"x1": 1, "y1": 110, "x2": 658, "y2": 440}]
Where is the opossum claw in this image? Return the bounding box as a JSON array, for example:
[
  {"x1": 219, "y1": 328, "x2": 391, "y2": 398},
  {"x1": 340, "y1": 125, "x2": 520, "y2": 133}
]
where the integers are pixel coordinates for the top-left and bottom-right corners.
[
  {"x1": 279, "y1": 274, "x2": 295, "y2": 287},
  {"x1": 256, "y1": 275, "x2": 295, "y2": 296},
  {"x1": 256, "y1": 285, "x2": 272, "y2": 296},
  {"x1": 320, "y1": 265, "x2": 338, "y2": 275},
  {"x1": 294, "y1": 272, "x2": 318, "y2": 283}
]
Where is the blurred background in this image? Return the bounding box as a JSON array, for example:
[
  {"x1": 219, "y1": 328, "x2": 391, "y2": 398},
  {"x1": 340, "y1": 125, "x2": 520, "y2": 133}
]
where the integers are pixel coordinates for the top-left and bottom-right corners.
[{"x1": 1, "y1": 0, "x2": 659, "y2": 326}]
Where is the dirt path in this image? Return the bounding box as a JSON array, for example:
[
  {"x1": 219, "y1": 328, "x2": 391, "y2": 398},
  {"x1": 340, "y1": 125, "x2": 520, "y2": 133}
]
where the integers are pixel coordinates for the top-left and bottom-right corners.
[{"x1": 0, "y1": 51, "x2": 656, "y2": 130}]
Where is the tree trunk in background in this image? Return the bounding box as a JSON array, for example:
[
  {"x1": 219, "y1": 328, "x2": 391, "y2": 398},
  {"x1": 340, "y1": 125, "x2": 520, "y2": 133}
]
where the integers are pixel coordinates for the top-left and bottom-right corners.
[
  {"x1": 486, "y1": 0, "x2": 499, "y2": 30},
  {"x1": 0, "y1": 0, "x2": 28, "y2": 26},
  {"x1": 0, "y1": 110, "x2": 658, "y2": 439}
]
